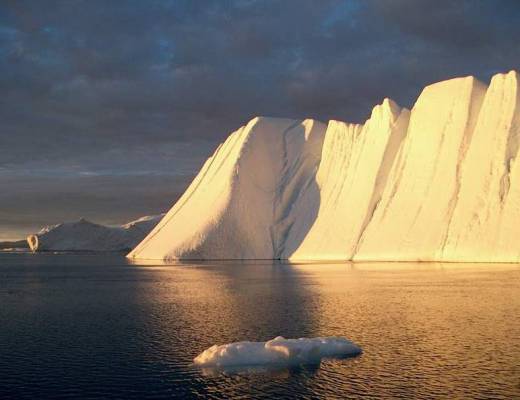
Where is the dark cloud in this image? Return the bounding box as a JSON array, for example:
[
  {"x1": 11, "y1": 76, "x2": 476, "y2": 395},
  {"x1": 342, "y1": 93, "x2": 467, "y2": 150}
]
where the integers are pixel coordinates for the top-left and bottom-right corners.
[
  {"x1": 0, "y1": 173, "x2": 192, "y2": 240},
  {"x1": 1, "y1": 0, "x2": 520, "y2": 238}
]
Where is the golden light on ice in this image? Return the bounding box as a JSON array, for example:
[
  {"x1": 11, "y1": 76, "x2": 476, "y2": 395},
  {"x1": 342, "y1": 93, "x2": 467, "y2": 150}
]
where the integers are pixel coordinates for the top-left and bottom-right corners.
[{"x1": 126, "y1": 71, "x2": 520, "y2": 263}]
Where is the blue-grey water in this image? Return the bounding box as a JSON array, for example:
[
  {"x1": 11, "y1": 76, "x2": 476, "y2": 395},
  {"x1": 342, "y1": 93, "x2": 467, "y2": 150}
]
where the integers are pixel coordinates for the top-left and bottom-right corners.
[{"x1": 0, "y1": 253, "x2": 519, "y2": 399}]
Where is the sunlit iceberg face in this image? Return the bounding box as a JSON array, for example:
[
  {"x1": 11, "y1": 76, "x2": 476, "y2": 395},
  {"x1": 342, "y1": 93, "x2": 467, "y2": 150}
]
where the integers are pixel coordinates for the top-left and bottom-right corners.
[
  {"x1": 128, "y1": 71, "x2": 520, "y2": 263},
  {"x1": 193, "y1": 336, "x2": 362, "y2": 372}
]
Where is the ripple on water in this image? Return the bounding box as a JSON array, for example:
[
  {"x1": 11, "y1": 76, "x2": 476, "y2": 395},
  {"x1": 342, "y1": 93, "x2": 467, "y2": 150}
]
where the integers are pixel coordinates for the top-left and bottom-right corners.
[{"x1": 0, "y1": 254, "x2": 519, "y2": 399}]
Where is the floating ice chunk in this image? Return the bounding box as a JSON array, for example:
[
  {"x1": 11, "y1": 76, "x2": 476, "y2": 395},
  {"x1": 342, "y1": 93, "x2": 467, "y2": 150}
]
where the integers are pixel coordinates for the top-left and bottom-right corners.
[{"x1": 193, "y1": 336, "x2": 362, "y2": 369}]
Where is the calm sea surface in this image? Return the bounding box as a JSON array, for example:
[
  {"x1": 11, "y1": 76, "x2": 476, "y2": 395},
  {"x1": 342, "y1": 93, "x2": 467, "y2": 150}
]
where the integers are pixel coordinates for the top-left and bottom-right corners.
[{"x1": 0, "y1": 253, "x2": 519, "y2": 399}]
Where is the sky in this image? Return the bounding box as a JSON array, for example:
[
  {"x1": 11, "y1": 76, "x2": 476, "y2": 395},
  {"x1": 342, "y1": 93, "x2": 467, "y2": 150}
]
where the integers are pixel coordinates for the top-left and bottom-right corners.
[{"x1": 1, "y1": 0, "x2": 520, "y2": 240}]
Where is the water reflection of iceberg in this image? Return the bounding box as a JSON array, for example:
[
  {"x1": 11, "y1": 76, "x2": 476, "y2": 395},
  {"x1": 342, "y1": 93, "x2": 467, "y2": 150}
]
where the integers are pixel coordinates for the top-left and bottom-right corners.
[{"x1": 129, "y1": 261, "x2": 325, "y2": 368}]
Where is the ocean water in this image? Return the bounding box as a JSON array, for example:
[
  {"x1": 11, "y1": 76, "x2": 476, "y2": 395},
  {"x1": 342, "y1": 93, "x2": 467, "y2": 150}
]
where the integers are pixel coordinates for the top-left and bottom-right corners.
[{"x1": 0, "y1": 253, "x2": 519, "y2": 399}]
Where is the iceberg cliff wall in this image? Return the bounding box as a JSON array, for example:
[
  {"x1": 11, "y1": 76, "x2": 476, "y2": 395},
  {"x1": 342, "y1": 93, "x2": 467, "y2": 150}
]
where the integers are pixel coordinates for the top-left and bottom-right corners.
[
  {"x1": 355, "y1": 76, "x2": 487, "y2": 261},
  {"x1": 128, "y1": 117, "x2": 327, "y2": 260},
  {"x1": 441, "y1": 71, "x2": 520, "y2": 262},
  {"x1": 128, "y1": 71, "x2": 520, "y2": 262},
  {"x1": 289, "y1": 98, "x2": 409, "y2": 260}
]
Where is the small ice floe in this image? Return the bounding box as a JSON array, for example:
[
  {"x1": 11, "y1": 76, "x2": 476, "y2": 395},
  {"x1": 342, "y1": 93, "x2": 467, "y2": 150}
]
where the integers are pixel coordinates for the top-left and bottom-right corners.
[{"x1": 193, "y1": 336, "x2": 362, "y2": 371}]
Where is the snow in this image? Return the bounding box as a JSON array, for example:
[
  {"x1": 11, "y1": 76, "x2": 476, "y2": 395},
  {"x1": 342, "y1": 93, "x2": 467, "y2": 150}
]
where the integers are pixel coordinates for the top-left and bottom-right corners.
[
  {"x1": 129, "y1": 70, "x2": 520, "y2": 262},
  {"x1": 193, "y1": 336, "x2": 362, "y2": 369},
  {"x1": 27, "y1": 214, "x2": 164, "y2": 252}
]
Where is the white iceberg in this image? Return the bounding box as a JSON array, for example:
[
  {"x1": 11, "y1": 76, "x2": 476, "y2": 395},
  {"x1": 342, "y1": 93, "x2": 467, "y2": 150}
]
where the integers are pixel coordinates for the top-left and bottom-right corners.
[
  {"x1": 129, "y1": 71, "x2": 520, "y2": 262},
  {"x1": 27, "y1": 214, "x2": 164, "y2": 252},
  {"x1": 193, "y1": 336, "x2": 362, "y2": 369},
  {"x1": 128, "y1": 117, "x2": 327, "y2": 260}
]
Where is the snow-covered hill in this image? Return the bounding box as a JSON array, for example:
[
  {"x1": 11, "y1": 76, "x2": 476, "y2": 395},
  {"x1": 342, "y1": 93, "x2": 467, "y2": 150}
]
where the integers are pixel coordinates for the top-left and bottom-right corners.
[
  {"x1": 128, "y1": 71, "x2": 520, "y2": 262},
  {"x1": 28, "y1": 214, "x2": 164, "y2": 252}
]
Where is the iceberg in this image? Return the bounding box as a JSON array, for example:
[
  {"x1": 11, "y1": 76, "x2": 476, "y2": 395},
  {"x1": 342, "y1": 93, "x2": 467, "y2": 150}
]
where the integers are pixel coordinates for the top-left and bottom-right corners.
[
  {"x1": 128, "y1": 117, "x2": 327, "y2": 260},
  {"x1": 354, "y1": 76, "x2": 487, "y2": 261},
  {"x1": 129, "y1": 71, "x2": 520, "y2": 262},
  {"x1": 193, "y1": 336, "x2": 362, "y2": 369},
  {"x1": 27, "y1": 214, "x2": 164, "y2": 252}
]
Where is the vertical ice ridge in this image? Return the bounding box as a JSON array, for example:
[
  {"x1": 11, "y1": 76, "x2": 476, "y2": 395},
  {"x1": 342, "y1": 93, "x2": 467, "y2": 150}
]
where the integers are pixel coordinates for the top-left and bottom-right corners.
[
  {"x1": 312, "y1": 122, "x2": 360, "y2": 256},
  {"x1": 441, "y1": 71, "x2": 519, "y2": 261},
  {"x1": 274, "y1": 170, "x2": 318, "y2": 258},
  {"x1": 406, "y1": 107, "x2": 454, "y2": 237},
  {"x1": 378, "y1": 137, "x2": 408, "y2": 221},
  {"x1": 407, "y1": 82, "x2": 473, "y2": 244},
  {"x1": 375, "y1": 103, "x2": 415, "y2": 223},
  {"x1": 272, "y1": 119, "x2": 327, "y2": 258},
  {"x1": 326, "y1": 122, "x2": 358, "y2": 211},
  {"x1": 355, "y1": 76, "x2": 488, "y2": 261},
  {"x1": 439, "y1": 79, "x2": 488, "y2": 257},
  {"x1": 351, "y1": 105, "x2": 409, "y2": 257},
  {"x1": 290, "y1": 98, "x2": 406, "y2": 260},
  {"x1": 498, "y1": 72, "x2": 520, "y2": 204},
  {"x1": 269, "y1": 120, "x2": 307, "y2": 258}
]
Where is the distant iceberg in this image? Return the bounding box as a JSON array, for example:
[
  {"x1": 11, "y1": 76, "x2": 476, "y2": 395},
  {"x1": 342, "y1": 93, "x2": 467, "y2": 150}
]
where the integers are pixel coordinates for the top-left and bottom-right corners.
[
  {"x1": 193, "y1": 336, "x2": 362, "y2": 369},
  {"x1": 27, "y1": 214, "x2": 164, "y2": 252},
  {"x1": 128, "y1": 71, "x2": 520, "y2": 262}
]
